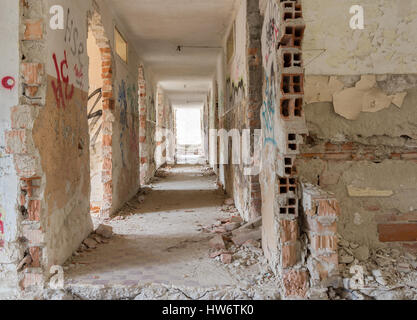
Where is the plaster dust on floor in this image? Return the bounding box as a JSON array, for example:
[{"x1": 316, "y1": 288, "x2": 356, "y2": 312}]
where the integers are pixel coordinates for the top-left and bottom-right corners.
[{"x1": 43, "y1": 165, "x2": 280, "y2": 300}]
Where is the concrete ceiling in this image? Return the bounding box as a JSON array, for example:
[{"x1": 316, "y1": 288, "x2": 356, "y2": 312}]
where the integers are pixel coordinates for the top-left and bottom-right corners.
[{"x1": 105, "y1": 0, "x2": 239, "y2": 105}]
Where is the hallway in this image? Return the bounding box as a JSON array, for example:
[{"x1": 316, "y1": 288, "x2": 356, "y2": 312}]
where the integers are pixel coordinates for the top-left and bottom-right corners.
[{"x1": 62, "y1": 166, "x2": 278, "y2": 300}]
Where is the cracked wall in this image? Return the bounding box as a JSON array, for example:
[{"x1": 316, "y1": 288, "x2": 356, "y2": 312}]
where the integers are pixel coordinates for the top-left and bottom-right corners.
[{"x1": 218, "y1": 0, "x2": 263, "y2": 222}]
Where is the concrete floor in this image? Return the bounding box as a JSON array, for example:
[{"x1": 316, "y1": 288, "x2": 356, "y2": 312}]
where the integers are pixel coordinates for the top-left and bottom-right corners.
[{"x1": 60, "y1": 165, "x2": 279, "y2": 300}]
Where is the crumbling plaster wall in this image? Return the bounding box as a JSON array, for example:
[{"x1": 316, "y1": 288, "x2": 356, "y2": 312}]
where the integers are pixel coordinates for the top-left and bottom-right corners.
[
  {"x1": 0, "y1": 0, "x2": 158, "y2": 295},
  {"x1": 298, "y1": 82, "x2": 417, "y2": 250},
  {"x1": 303, "y1": 0, "x2": 417, "y2": 75},
  {"x1": 0, "y1": 0, "x2": 21, "y2": 298},
  {"x1": 295, "y1": 1, "x2": 417, "y2": 250},
  {"x1": 219, "y1": 0, "x2": 262, "y2": 222},
  {"x1": 37, "y1": 0, "x2": 94, "y2": 268}
]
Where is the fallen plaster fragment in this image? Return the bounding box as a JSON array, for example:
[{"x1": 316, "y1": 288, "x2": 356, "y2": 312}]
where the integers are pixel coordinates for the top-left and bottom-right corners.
[{"x1": 347, "y1": 185, "x2": 393, "y2": 197}]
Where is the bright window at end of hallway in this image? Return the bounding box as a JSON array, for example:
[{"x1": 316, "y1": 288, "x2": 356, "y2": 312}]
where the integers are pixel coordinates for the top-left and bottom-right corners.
[{"x1": 115, "y1": 27, "x2": 128, "y2": 63}]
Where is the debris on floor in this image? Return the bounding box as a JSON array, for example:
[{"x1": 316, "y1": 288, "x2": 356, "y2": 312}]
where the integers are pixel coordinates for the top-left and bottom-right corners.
[{"x1": 334, "y1": 234, "x2": 417, "y2": 300}]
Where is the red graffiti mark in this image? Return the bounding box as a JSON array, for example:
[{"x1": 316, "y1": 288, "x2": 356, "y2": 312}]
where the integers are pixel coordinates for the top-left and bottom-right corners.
[
  {"x1": 51, "y1": 50, "x2": 74, "y2": 109},
  {"x1": 1, "y1": 76, "x2": 15, "y2": 90},
  {"x1": 74, "y1": 64, "x2": 83, "y2": 79},
  {"x1": 0, "y1": 213, "x2": 4, "y2": 235}
]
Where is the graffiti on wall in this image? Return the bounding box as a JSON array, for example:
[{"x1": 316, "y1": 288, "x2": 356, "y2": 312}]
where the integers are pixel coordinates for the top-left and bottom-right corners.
[
  {"x1": 118, "y1": 80, "x2": 139, "y2": 167},
  {"x1": 262, "y1": 0, "x2": 280, "y2": 71},
  {"x1": 1, "y1": 76, "x2": 16, "y2": 90},
  {"x1": 127, "y1": 84, "x2": 139, "y2": 157},
  {"x1": 64, "y1": 8, "x2": 85, "y2": 72},
  {"x1": 226, "y1": 78, "x2": 245, "y2": 110},
  {"x1": 261, "y1": 0, "x2": 280, "y2": 146},
  {"x1": 51, "y1": 50, "x2": 74, "y2": 109},
  {"x1": 0, "y1": 206, "x2": 5, "y2": 247},
  {"x1": 262, "y1": 65, "x2": 277, "y2": 146},
  {"x1": 51, "y1": 7, "x2": 87, "y2": 108}
]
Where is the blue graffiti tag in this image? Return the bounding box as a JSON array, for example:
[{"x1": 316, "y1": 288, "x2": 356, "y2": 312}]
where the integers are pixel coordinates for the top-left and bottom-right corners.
[{"x1": 262, "y1": 65, "x2": 277, "y2": 146}]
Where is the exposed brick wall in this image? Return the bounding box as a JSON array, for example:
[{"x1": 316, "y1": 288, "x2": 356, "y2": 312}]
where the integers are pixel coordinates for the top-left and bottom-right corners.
[
  {"x1": 301, "y1": 183, "x2": 340, "y2": 293},
  {"x1": 89, "y1": 8, "x2": 114, "y2": 217},
  {"x1": 260, "y1": 0, "x2": 309, "y2": 299},
  {"x1": 11, "y1": 0, "x2": 48, "y2": 291}
]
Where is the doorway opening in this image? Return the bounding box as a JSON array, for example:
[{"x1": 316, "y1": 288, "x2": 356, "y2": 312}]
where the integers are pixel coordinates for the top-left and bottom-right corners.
[{"x1": 175, "y1": 106, "x2": 204, "y2": 164}]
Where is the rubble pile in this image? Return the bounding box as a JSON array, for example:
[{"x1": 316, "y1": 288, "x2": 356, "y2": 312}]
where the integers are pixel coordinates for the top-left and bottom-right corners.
[
  {"x1": 203, "y1": 199, "x2": 264, "y2": 270},
  {"x1": 334, "y1": 234, "x2": 417, "y2": 300},
  {"x1": 200, "y1": 167, "x2": 216, "y2": 177}
]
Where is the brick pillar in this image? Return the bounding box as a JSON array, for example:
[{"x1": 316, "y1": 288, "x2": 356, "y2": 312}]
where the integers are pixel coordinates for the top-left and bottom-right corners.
[
  {"x1": 261, "y1": 0, "x2": 308, "y2": 299},
  {"x1": 89, "y1": 9, "x2": 114, "y2": 217},
  {"x1": 301, "y1": 183, "x2": 341, "y2": 296},
  {"x1": 9, "y1": 1, "x2": 48, "y2": 291},
  {"x1": 247, "y1": 0, "x2": 263, "y2": 220},
  {"x1": 138, "y1": 65, "x2": 148, "y2": 185}
]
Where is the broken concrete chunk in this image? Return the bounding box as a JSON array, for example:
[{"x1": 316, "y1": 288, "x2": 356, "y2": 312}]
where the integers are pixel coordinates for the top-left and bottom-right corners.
[
  {"x1": 230, "y1": 216, "x2": 244, "y2": 223},
  {"x1": 221, "y1": 253, "x2": 232, "y2": 264},
  {"x1": 225, "y1": 222, "x2": 241, "y2": 232},
  {"x1": 83, "y1": 238, "x2": 97, "y2": 249},
  {"x1": 353, "y1": 245, "x2": 369, "y2": 262},
  {"x1": 96, "y1": 224, "x2": 113, "y2": 239},
  {"x1": 397, "y1": 263, "x2": 411, "y2": 273},
  {"x1": 210, "y1": 250, "x2": 228, "y2": 259},
  {"x1": 242, "y1": 239, "x2": 261, "y2": 249},
  {"x1": 232, "y1": 217, "x2": 262, "y2": 235},
  {"x1": 340, "y1": 255, "x2": 355, "y2": 264},
  {"x1": 232, "y1": 229, "x2": 262, "y2": 246},
  {"x1": 209, "y1": 235, "x2": 226, "y2": 250}
]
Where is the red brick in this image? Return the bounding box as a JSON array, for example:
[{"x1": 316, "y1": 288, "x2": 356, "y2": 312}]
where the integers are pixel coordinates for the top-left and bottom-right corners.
[
  {"x1": 280, "y1": 220, "x2": 298, "y2": 243},
  {"x1": 311, "y1": 235, "x2": 338, "y2": 252},
  {"x1": 23, "y1": 19, "x2": 43, "y2": 40},
  {"x1": 103, "y1": 135, "x2": 112, "y2": 146},
  {"x1": 5, "y1": 130, "x2": 27, "y2": 154},
  {"x1": 29, "y1": 247, "x2": 41, "y2": 267},
  {"x1": 103, "y1": 158, "x2": 112, "y2": 170},
  {"x1": 378, "y1": 223, "x2": 417, "y2": 242},
  {"x1": 28, "y1": 200, "x2": 41, "y2": 221},
  {"x1": 376, "y1": 211, "x2": 417, "y2": 223},
  {"x1": 282, "y1": 243, "x2": 297, "y2": 268},
  {"x1": 21, "y1": 63, "x2": 43, "y2": 85},
  {"x1": 402, "y1": 153, "x2": 417, "y2": 160},
  {"x1": 305, "y1": 216, "x2": 337, "y2": 234},
  {"x1": 317, "y1": 199, "x2": 340, "y2": 217},
  {"x1": 283, "y1": 270, "x2": 308, "y2": 298},
  {"x1": 25, "y1": 86, "x2": 39, "y2": 97}
]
